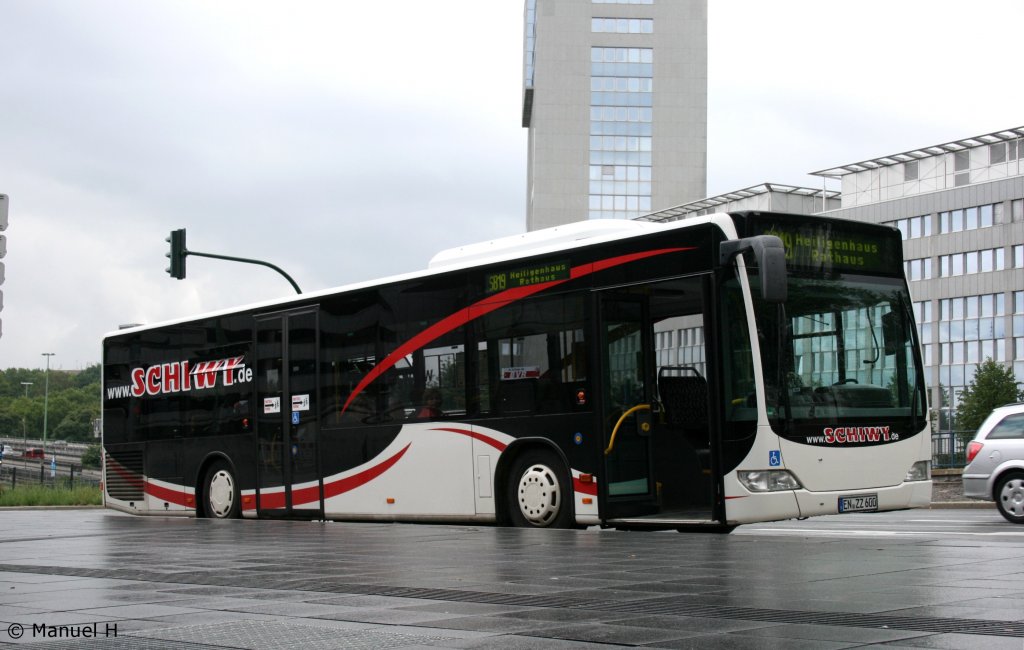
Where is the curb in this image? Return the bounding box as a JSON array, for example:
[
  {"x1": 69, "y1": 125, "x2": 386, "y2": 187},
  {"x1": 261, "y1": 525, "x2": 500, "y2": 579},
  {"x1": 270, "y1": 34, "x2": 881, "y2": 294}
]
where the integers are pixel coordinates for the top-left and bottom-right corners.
[{"x1": 928, "y1": 501, "x2": 993, "y2": 509}]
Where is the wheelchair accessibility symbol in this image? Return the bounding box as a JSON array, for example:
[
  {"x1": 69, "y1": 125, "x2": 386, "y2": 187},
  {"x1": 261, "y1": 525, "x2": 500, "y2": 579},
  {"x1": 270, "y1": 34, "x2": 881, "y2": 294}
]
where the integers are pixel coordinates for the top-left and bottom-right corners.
[{"x1": 768, "y1": 450, "x2": 781, "y2": 467}]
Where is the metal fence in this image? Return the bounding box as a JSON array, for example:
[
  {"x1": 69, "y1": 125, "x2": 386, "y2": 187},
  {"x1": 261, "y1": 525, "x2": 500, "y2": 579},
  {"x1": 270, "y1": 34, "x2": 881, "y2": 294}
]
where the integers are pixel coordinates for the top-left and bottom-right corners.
[
  {"x1": 932, "y1": 432, "x2": 972, "y2": 469},
  {"x1": 0, "y1": 463, "x2": 100, "y2": 490}
]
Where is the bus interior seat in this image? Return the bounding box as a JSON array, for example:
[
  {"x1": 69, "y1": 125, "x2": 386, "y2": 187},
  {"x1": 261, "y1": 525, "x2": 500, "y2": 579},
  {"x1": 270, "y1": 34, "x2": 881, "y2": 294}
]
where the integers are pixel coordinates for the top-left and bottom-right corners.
[
  {"x1": 658, "y1": 367, "x2": 708, "y2": 431},
  {"x1": 655, "y1": 366, "x2": 712, "y2": 508}
]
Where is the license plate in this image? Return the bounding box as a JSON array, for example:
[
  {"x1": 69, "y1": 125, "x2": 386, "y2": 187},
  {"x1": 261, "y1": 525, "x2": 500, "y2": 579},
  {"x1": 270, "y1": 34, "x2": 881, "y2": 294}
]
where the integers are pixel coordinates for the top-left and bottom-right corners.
[{"x1": 838, "y1": 494, "x2": 878, "y2": 513}]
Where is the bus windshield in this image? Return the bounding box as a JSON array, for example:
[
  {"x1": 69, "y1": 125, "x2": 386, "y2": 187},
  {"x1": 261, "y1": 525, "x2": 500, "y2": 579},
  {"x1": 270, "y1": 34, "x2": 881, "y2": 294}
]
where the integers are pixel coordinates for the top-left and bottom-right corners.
[{"x1": 751, "y1": 272, "x2": 926, "y2": 441}]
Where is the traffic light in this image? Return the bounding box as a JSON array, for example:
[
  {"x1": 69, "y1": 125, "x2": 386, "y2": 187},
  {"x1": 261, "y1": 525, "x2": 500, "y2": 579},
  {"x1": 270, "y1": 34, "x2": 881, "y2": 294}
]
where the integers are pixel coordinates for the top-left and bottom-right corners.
[{"x1": 165, "y1": 228, "x2": 187, "y2": 279}]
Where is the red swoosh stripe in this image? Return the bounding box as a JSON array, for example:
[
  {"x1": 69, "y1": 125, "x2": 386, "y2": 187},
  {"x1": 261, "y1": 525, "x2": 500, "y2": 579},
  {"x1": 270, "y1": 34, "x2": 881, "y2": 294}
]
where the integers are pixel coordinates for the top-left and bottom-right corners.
[
  {"x1": 430, "y1": 427, "x2": 508, "y2": 451},
  {"x1": 341, "y1": 247, "x2": 692, "y2": 414},
  {"x1": 106, "y1": 459, "x2": 145, "y2": 490},
  {"x1": 258, "y1": 488, "x2": 286, "y2": 510},
  {"x1": 145, "y1": 480, "x2": 191, "y2": 507},
  {"x1": 573, "y1": 477, "x2": 598, "y2": 496},
  {"x1": 275, "y1": 443, "x2": 412, "y2": 508},
  {"x1": 106, "y1": 456, "x2": 193, "y2": 508}
]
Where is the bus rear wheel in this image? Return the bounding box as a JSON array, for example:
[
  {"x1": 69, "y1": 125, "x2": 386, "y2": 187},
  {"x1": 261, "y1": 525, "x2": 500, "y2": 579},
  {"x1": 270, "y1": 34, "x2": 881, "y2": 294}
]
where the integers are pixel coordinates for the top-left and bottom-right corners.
[
  {"x1": 506, "y1": 450, "x2": 573, "y2": 528},
  {"x1": 203, "y1": 461, "x2": 240, "y2": 519}
]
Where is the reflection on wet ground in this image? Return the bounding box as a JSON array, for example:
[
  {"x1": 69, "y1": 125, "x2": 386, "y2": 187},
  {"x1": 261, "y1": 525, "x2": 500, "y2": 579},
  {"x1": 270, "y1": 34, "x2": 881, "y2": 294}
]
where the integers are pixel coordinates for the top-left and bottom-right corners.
[{"x1": 0, "y1": 509, "x2": 1021, "y2": 648}]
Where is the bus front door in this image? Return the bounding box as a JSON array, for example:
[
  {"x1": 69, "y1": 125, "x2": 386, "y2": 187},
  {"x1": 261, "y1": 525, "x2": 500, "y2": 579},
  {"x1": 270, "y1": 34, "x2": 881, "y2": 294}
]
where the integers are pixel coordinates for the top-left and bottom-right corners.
[
  {"x1": 600, "y1": 277, "x2": 717, "y2": 526},
  {"x1": 599, "y1": 294, "x2": 659, "y2": 520},
  {"x1": 255, "y1": 308, "x2": 322, "y2": 518}
]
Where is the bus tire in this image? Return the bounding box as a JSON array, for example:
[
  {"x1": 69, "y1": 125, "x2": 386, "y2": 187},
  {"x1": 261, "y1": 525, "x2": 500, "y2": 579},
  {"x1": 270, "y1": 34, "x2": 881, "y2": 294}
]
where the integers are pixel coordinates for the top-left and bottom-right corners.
[
  {"x1": 506, "y1": 449, "x2": 573, "y2": 528},
  {"x1": 995, "y1": 471, "x2": 1024, "y2": 524},
  {"x1": 203, "y1": 461, "x2": 240, "y2": 519}
]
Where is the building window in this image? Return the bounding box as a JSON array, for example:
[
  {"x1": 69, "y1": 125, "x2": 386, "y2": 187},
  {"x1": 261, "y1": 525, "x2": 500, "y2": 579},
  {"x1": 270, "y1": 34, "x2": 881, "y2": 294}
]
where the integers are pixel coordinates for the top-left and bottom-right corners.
[
  {"x1": 590, "y1": 47, "x2": 653, "y2": 220},
  {"x1": 1013, "y1": 199, "x2": 1023, "y2": 222},
  {"x1": 1014, "y1": 245, "x2": 1024, "y2": 269},
  {"x1": 991, "y1": 143, "x2": 1007, "y2": 164},
  {"x1": 592, "y1": 17, "x2": 654, "y2": 33},
  {"x1": 938, "y1": 293, "x2": 1009, "y2": 422},
  {"x1": 593, "y1": 0, "x2": 654, "y2": 4},
  {"x1": 889, "y1": 214, "x2": 931, "y2": 240},
  {"x1": 916, "y1": 300, "x2": 934, "y2": 365},
  {"x1": 940, "y1": 249, "x2": 1005, "y2": 277},
  {"x1": 524, "y1": 0, "x2": 536, "y2": 88},
  {"x1": 940, "y1": 203, "x2": 997, "y2": 234},
  {"x1": 904, "y1": 160, "x2": 918, "y2": 181},
  {"x1": 954, "y1": 150, "x2": 970, "y2": 172},
  {"x1": 904, "y1": 258, "x2": 931, "y2": 281}
]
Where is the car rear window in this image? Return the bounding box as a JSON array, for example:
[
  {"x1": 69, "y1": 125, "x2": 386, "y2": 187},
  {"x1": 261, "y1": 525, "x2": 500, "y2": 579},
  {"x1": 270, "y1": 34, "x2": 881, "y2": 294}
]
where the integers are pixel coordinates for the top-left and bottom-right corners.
[{"x1": 987, "y1": 412, "x2": 1024, "y2": 439}]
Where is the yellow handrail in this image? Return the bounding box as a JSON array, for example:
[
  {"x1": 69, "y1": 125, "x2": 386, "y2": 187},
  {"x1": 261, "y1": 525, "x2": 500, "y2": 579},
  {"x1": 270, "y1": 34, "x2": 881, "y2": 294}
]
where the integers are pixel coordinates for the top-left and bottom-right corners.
[{"x1": 604, "y1": 403, "x2": 651, "y2": 456}]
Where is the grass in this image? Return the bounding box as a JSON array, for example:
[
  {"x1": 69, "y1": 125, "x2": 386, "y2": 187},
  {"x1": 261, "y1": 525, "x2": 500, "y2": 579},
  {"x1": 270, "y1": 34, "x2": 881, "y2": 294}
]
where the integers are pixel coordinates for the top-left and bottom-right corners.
[{"x1": 0, "y1": 484, "x2": 102, "y2": 507}]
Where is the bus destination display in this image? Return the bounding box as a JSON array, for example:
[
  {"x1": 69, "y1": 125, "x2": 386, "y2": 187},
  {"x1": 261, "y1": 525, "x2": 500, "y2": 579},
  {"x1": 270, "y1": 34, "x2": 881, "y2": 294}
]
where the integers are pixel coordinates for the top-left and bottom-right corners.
[
  {"x1": 486, "y1": 260, "x2": 570, "y2": 293},
  {"x1": 752, "y1": 220, "x2": 899, "y2": 274}
]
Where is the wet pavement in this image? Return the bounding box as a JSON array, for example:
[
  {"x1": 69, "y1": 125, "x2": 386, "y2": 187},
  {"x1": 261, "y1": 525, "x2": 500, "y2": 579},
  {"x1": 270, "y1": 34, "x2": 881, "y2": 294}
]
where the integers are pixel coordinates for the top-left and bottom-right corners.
[{"x1": 0, "y1": 508, "x2": 1022, "y2": 648}]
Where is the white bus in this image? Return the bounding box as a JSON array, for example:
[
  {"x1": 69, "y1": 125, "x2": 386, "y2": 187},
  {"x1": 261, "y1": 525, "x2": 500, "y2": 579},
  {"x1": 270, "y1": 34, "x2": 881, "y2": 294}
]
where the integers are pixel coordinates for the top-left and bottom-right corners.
[{"x1": 102, "y1": 211, "x2": 931, "y2": 531}]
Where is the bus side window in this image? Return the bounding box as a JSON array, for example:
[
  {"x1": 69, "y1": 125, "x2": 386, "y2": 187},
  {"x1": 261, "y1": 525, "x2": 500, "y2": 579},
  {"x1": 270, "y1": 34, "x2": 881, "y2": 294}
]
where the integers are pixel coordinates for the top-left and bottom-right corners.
[
  {"x1": 319, "y1": 291, "x2": 379, "y2": 428},
  {"x1": 476, "y1": 294, "x2": 588, "y2": 416}
]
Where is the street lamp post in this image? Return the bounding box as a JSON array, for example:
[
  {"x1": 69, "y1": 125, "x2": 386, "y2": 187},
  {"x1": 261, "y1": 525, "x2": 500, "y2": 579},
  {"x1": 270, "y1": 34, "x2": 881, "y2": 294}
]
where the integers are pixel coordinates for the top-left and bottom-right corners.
[
  {"x1": 41, "y1": 353, "x2": 54, "y2": 452},
  {"x1": 20, "y1": 381, "x2": 32, "y2": 445}
]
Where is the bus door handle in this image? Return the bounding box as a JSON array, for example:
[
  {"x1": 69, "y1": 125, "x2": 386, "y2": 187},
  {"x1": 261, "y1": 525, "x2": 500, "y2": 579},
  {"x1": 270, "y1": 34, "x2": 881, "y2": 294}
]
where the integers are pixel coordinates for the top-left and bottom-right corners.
[{"x1": 605, "y1": 404, "x2": 651, "y2": 456}]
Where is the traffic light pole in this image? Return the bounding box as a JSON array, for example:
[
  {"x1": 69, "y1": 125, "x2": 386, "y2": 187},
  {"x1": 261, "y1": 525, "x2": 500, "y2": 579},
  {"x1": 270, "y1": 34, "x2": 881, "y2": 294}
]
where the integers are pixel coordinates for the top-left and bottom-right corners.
[
  {"x1": 185, "y1": 250, "x2": 302, "y2": 294},
  {"x1": 166, "y1": 228, "x2": 302, "y2": 294}
]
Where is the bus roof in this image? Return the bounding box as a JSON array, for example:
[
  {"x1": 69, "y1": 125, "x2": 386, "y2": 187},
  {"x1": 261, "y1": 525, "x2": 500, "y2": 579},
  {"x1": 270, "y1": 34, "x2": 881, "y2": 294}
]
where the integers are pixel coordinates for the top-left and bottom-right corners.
[
  {"x1": 428, "y1": 219, "x2": 662, "y2": 270},
  {"x1": 104, "y1": 215, "x2": 735, "y2": 340}
]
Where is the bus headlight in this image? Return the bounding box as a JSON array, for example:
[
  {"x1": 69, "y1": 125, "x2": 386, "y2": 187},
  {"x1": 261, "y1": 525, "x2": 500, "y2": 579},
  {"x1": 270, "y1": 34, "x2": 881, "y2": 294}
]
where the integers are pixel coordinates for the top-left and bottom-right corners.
[
  {"x1": 905, "y1": 460, "x2": 930, "y2": 482},
  {"x1": 737, "y1": 470, "x2": 802, "y2": 493}
]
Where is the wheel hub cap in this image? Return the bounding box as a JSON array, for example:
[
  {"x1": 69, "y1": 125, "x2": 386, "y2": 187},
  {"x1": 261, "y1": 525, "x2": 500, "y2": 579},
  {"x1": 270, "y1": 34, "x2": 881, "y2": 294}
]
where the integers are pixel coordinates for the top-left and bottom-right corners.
[
  {"x1": 517, "y1": 464, "x2": 560, "y2": 526},
  {"x1": 208, "y1": 470, "x2": 235, "y2": 518},
  {"x1": 1002, "y1": 479, "x2": 1024, "y2": 518}
]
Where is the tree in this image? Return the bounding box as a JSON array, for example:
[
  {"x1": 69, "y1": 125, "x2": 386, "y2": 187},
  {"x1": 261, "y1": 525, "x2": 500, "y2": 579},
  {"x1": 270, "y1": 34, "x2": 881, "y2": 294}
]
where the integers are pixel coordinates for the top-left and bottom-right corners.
[
  {"x1": 0, "y1": 366, "x2": 100, "y2": 439},
  {"x1": 81, "y1": 444, "x2": 101, "y2": 469},
  {"x1": 955, "y1": 359, "x2": 1023, "y2": 440},
  {"x1": 52, "y1": 408, "x2": 96, "y2": 442}
]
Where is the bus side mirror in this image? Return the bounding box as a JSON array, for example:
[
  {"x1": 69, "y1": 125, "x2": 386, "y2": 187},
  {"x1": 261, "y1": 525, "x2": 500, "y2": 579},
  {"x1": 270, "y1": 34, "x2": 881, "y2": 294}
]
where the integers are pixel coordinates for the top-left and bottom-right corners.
[{"x1": 720, "y1": 235, "x2": 788, "y2": 303}]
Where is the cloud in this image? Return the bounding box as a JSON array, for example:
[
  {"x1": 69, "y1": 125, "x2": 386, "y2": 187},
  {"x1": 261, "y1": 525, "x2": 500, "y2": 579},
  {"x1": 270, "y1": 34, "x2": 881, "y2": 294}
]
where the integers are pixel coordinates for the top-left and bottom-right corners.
[{"x1": 3, "y1": 0, "x2": 1023, "y2": 369}]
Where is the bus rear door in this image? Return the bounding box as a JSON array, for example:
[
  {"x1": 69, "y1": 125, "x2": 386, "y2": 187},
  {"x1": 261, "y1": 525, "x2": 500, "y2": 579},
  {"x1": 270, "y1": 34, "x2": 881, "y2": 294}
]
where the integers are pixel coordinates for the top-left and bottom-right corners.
[{"x1": 255, "y1": 308, "x2": 322, "y2": 518}]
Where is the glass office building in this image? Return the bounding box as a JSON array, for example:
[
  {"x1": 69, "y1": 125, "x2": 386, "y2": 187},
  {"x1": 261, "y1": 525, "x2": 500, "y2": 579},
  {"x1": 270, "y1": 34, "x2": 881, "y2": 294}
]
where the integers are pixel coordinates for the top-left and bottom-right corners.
[
  {"x1": 523, "y1": 0, "x2": 707, "y2": 231},
  {"x1": 643, "y1": 127, "x2": 1024, "y2": 450},
  {"x1": 810, "y1": 127, "x2": 1024, "y2": 441}
]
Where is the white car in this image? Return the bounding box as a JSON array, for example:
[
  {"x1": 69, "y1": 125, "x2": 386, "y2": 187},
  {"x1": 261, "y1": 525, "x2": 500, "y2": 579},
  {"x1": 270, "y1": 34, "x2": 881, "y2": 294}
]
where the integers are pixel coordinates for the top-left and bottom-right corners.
[
  {"x1": 0, "y1": 444, "x2": 13, "y2": 457},
  {"x1": 963, "y1": 403, "x2": 1024, "y2": 523}
]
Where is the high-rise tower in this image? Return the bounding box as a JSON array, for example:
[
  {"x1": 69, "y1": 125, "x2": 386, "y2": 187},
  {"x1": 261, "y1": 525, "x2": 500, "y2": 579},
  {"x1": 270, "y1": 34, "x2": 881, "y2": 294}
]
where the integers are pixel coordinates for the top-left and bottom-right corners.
[{"x1": 523, "y1": 0, "x2": 707, "y2": 231}]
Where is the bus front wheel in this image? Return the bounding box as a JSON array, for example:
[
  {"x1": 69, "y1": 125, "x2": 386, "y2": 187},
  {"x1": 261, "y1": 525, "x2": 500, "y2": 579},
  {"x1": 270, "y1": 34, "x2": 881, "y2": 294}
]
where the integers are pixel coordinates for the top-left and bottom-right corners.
[
  {"x1": 203, "y1": 461, "x2": 240, "y2": 519},
  {"x1": 506, "y1": 450, "x2": 573, "y2": 528}
]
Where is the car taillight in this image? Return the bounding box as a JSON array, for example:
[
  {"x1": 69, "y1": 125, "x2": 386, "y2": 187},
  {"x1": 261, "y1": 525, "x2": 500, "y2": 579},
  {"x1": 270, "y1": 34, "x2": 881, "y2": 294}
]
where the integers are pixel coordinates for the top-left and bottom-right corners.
[{"x1": 966, "y1": 441, "x2": 984, "y2": 464}]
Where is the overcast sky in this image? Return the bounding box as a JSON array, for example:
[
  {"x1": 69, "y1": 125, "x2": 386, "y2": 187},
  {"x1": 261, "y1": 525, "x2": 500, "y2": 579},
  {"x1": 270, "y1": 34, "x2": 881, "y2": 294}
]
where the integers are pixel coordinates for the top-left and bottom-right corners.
[{"x1": 3, "y1": 0, "x2": 1023, "y2": 371}]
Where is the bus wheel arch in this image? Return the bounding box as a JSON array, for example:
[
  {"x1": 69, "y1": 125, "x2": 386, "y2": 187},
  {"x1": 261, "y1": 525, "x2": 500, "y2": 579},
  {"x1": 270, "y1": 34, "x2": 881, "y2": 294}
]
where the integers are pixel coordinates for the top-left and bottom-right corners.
[
  {"x1": 496, "y1": 440, "x2": 575, "y2": 529},
  {"x1": 196, "y1": 454, "x2": 240, "y2": 519}
]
